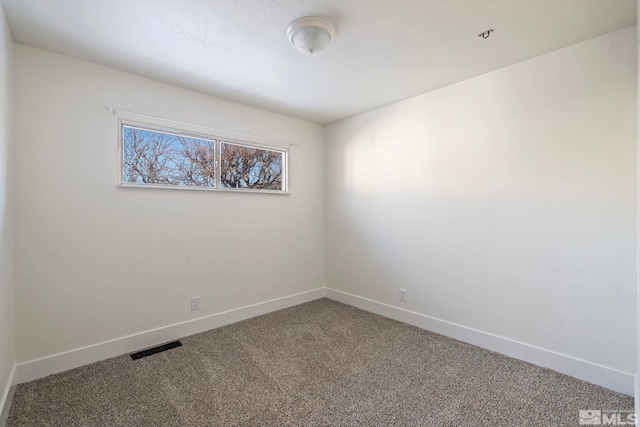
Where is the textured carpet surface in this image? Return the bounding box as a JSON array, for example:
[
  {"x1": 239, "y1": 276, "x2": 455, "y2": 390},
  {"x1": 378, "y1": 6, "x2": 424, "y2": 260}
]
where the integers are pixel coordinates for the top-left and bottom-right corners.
[{"x1": 7, "y1": 299, "x2": 633, "y2": 426}]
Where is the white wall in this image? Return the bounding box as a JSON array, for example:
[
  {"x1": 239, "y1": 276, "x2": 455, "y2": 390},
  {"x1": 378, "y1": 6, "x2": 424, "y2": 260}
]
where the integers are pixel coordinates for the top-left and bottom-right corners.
[
  {"x1": 13, "y1": 44, "x2": 325, "y2": 363},
  {"x1": 325, "y1": 27, "x2": 637, "y2": 374},
  {"x1": 0, "y1": 0, "x2": 13, "y2": 406},
  {"x1": 636, "y1": 0, "x2": 639, "y2": 413}
]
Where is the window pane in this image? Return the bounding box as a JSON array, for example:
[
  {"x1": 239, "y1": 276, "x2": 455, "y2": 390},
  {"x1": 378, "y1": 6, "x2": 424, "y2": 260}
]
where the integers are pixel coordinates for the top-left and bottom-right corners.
[
  {"x1": 220, "y1": 142, "x2": 284, "y2": 191},
  {"x1": 122, "y1": 125, "x2": 216, "y2": 187}
]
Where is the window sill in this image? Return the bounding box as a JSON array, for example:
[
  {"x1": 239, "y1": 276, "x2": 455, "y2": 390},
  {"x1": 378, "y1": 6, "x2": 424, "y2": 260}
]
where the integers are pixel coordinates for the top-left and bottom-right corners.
[{"x1": 117, "y1": 183, "x2": 291, "y2": 195}]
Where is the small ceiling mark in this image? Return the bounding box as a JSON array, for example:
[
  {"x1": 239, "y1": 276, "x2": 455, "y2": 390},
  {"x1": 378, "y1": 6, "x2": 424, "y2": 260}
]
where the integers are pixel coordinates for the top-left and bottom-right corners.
[{"x1": 478, "y1": 29, "x2": 494, "y2": 39}]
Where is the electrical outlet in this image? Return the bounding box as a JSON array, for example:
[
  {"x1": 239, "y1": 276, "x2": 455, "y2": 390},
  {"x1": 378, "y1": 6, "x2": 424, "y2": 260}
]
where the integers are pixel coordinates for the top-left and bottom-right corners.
[
  {"x1": 399, "y1": 288, "x2": 407, "y2": 302},
  {"x1": 191, "y1": 296, "x2": 200, "y2": 311}
]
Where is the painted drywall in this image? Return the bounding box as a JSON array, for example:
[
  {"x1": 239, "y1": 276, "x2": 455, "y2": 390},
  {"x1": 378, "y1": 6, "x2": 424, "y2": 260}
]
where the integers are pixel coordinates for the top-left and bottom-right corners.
[
  {"x1": 13, "y1": 44, "x2": 325, "y2": 362},
  {"x1": 636, "y1": 0, "x2": 639, "y2": 413},
  {"x1": 325, "y1": 27, "x2": 637, "y2": 374},
  {"x1": 0, "y1": 0, "x2": 13, "y2": 404}
]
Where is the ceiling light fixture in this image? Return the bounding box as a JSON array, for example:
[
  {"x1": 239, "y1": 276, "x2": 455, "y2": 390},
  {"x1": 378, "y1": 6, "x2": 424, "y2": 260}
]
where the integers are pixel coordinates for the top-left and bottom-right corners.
[{"x1": 286, "y1": 16, "x2": 335, "y2": 55}]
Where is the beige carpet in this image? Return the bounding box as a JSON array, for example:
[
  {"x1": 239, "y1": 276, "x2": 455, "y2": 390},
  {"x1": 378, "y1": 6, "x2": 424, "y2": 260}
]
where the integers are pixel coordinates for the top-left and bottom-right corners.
[{"x1": 6, "y1": 299, "x2": 634, "y2": 426}]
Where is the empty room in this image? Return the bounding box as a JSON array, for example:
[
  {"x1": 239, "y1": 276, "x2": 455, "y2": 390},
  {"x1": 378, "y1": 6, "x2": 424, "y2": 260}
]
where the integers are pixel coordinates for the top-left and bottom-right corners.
[{"x1": 0, "y1": 0, "x2": 638, "y2": 426}]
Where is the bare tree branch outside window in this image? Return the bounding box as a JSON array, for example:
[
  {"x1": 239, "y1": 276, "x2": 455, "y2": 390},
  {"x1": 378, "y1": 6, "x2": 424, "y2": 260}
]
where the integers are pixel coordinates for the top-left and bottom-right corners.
[
  {"x1": 220, "y1": 143, "x2": 283, "y2": 190},
  {"x1": 121, "y1": 124, "x2": 285, "y2": 192}
]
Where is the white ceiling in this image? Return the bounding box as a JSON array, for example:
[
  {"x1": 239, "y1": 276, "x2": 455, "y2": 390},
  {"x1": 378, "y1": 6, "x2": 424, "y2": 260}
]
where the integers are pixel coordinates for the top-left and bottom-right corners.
[{"x1": 1, "y1": 0, "x2": 636, "y2": 124}]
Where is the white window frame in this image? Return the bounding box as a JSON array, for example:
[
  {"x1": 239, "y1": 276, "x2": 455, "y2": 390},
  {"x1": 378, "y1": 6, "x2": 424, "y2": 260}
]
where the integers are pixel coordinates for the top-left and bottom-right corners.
[{"x1": 117, "y1": 119, "x2": 290, "y2": 194}]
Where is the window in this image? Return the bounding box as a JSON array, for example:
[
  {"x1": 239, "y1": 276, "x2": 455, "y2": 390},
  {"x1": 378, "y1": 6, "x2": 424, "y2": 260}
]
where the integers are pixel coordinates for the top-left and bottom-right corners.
[{"x1": 119, "y1": 122, "x2": 288, "y2": 192}]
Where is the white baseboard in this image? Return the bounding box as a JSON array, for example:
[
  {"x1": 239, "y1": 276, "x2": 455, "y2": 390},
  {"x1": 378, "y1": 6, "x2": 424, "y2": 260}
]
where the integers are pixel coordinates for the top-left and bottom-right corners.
[
  {"x1": 325, "y1": 288, "x2": 635, "y2": 396},
  {"x1": 14, "y1": 288, "x2": 326, "y2": 385},
  {"x1": 11, "y1": 287, "x2": 635, "y2": 397},
  {"x1": 0, "y1": 364, "x2": 15, "y2": 426}
]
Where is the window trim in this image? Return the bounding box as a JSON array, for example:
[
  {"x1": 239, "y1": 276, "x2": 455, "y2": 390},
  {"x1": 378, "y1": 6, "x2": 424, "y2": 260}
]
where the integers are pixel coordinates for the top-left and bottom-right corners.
[{"x1": 117, "y1": 119, "x2": 290, "y2": 194}]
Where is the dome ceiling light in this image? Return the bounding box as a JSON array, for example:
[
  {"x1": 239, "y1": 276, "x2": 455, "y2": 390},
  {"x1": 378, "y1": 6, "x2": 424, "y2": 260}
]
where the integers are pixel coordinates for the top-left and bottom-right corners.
[{"x1": 286, "y1": 16, "x2": 336, "y2": 55}]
